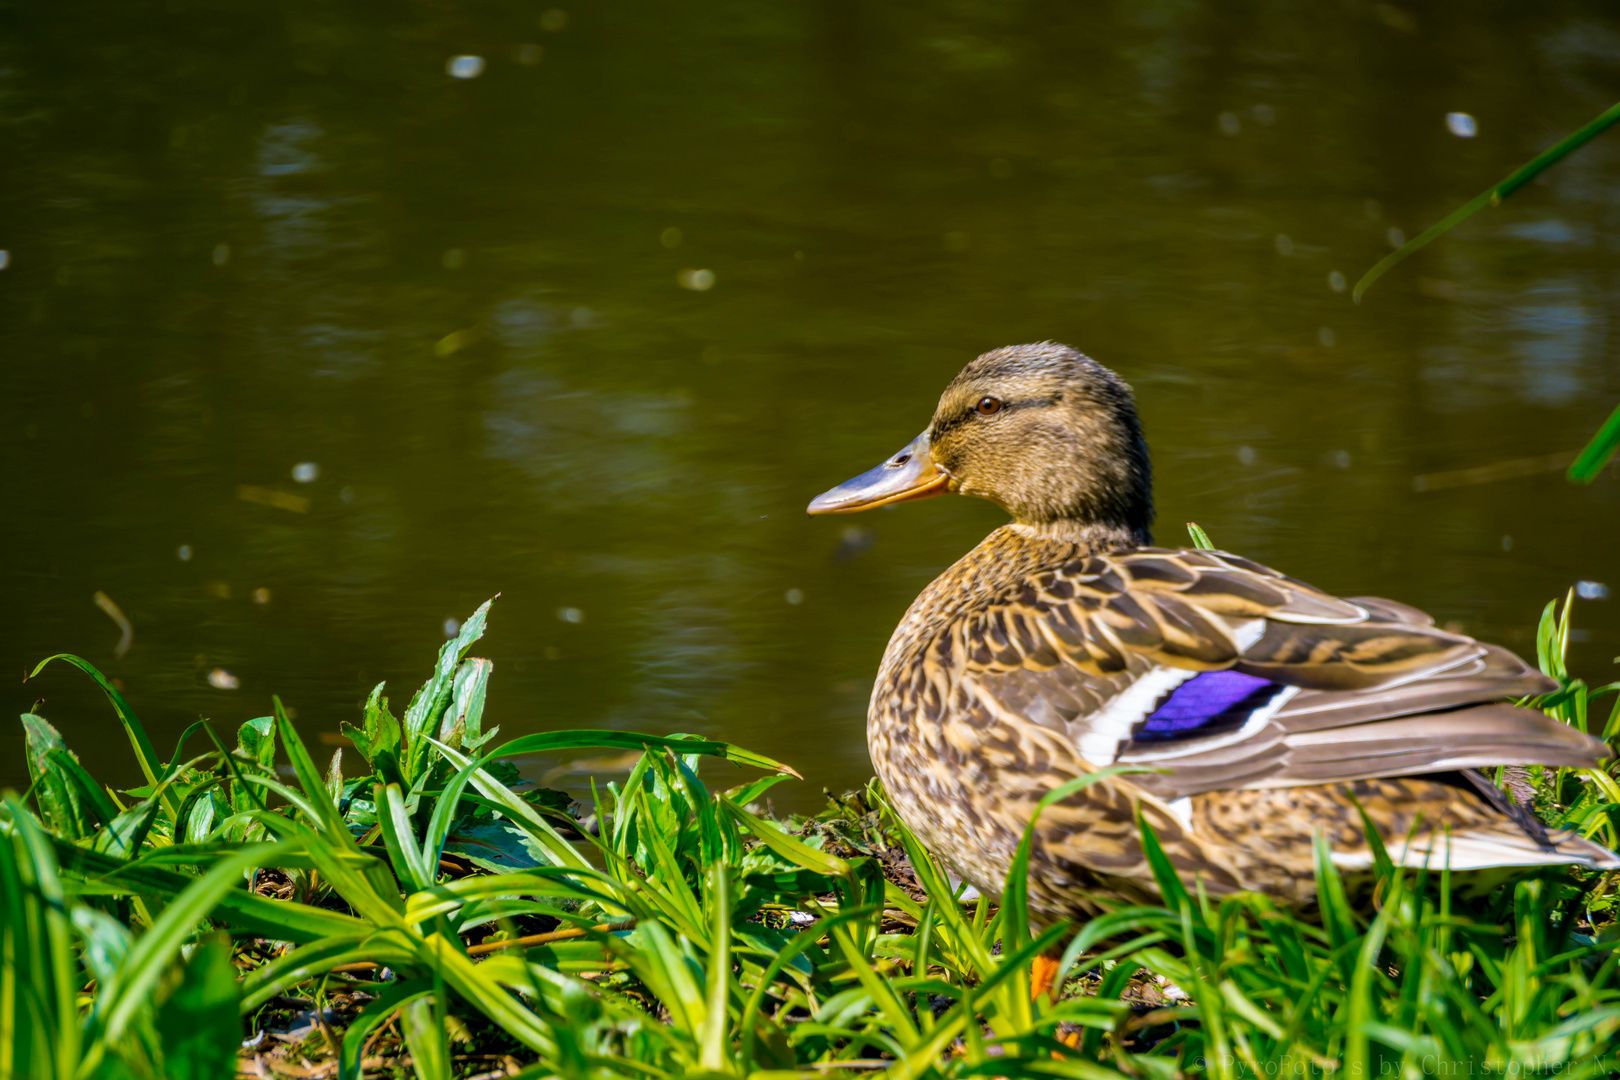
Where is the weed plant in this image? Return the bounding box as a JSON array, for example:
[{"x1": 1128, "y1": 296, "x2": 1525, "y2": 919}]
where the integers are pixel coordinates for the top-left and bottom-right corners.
[{"x1": 4, "y1": 595, "x2": 1619, "y2": 1079}]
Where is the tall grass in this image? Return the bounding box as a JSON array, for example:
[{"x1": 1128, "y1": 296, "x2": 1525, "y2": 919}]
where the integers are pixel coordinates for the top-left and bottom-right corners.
[{"x1": 4, "y1": 595, "x2": 1617, "y2": 1079}]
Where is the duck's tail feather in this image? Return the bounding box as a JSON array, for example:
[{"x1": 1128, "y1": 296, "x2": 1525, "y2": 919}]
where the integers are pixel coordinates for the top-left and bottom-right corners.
[{"x1": 1366, "y1": 824, "x2": 1620, "y2": 872}]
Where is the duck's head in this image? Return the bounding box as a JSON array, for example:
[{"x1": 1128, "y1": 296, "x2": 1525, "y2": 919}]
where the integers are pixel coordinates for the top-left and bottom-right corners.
[{"x1": 808, "y1": 342, "x2": 1153, "y2": 546}]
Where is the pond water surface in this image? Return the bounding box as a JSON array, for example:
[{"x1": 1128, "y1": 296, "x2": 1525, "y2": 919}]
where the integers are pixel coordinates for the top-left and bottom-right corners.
[{"x1": 4, "y1": 1, "x2": 1620, "y2": 808}]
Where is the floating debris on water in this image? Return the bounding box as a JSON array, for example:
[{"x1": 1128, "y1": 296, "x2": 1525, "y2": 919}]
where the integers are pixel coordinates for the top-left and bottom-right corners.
[
  {"x1": 435, "y1": 326, "x2": 481, "y2": 357},
  {"x1": 444, "y1": 617, "x2": 461, "y2": 637},
  {"x1": 1576, "y1": 580, "x2": 1609, "y2": 600},
  {"x1": 1412, "y1": 451, "x2": 1576, "y2": 492},
  {"x1": 785, "y1": 588, "x2": 804, "y2": 606},
  {"x1": 542, "y1": 748, "x2": 641, "y2": 784},
  {"x1": 556, "y1": 606, "x2": 584, "y2": 624},
  {"x1": 676, "y1": 268, "x2": 715, "y2": 291},
  {"x1": 1446, "y1": 112, "x2": 1478, "y2": 138},
  {"x1": 447, "y1": 55, "x2": 485, "y2": 79},
  {"x1": 833, "y1": 524, "x2": 876, "y2": 562},
  {"x1": 1328, "y1": 270, "x2": 1346, "y2": 293},
  {"x1": 93, "y1": 590, "x2": 133, "y2": 659},
  {"x1": 177, "y1": 544, "x2": 193, "y2": 561},
  {"x1": 237, "y1": 484, "x2": 311, "y2": 513},
  {"x1": 291, "y1": 462, "x2": 319, "y2": 483},
  {"x1": 1418, "y1": 278, "x2": 1463, "y2": 301},
  {"x1": 253, "y1": 587, "x2": 271, "y2": 604},
  {"x1": 207, "y1": 667, "x2": 240, "y2": 690}
]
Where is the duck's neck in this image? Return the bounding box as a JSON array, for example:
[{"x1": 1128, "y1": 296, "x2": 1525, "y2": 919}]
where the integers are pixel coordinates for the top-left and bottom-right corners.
[{"x1": 1008, "y1": 519, "x2": 1149, "y2": 552}]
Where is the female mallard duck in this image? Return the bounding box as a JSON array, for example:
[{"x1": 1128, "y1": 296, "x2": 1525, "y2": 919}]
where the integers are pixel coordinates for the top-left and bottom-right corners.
[{"x1": 809, "y1": 342, "x2": 1617, "y2": 932}]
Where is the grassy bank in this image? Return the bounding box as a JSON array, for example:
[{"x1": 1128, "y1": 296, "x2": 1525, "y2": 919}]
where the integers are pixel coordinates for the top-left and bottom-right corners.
[{"x1": 5, "y1": 596, "x2": 1620, "y2": 1080}]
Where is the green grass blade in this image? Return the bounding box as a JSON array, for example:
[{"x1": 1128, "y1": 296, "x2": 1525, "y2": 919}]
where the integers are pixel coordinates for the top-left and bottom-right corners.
[
  {"x1": 720, "y1": 797, "x2": 848, "y2": 876},
  {"x1": 1354, "y1": 99, "x2": 1620, "y2": 303},
  {"x1": 426, "y1": 738, "x2": 592, "y2": 871},
  {"x1": 1001, "y1": 767, "x2": 1138, "y2": 1012},
  {"x1": 419, "y1": 741, "x2": 497, "y2": 885},
  {"x1": 487, "y1": 730, "x2": 800, "y2": 778},
  {"x1": 699, "y1": 865, "x2": 734, "y2": 1072},
  {"x1": 1186, "y1": 522, "x2": 1216, "y2": 550},
  {"x1": 83, "y1": 839, "x2": 297, "y2": 1074},
  {"x1": 273, "y1": 695, "x2": 355, "y2": 846},
  {"x1": 377, "y1": 782, "x2": 434, "y2": 894},
  {"x1": 34, "y1": 831, "x2": 364, "y2": 940},
  {"x1": 400, "y1": 994, "x2": 452, "y2": 1080},
  {"x1": 27, "y1": 654, "x2": 178, "y2": 821},
  {"x1": 1, "y1": 796, "x2": 82, "y2": 1079},
  {"x1": 1569, "y1": 400, "x2": 1620, "y2": 483},
  {"x1": 1137, "y1": 809, "x2": 1193, "y2": 915},
  {"x1": 339, "y1": 979, "x2": 435, "y2": 1080},
  {"x1": 629, "y1": 919, "x2": 707, "y2": 1036}
]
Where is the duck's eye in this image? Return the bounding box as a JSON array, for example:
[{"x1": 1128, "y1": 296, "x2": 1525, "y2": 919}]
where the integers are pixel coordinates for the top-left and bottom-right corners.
[{"x1": 976, "y1": 396, "x2": 1003, "y2": 416}]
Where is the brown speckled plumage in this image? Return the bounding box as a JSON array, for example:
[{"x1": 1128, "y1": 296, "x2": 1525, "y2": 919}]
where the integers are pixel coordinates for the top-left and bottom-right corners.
[{"x1": 813, "y1": 343, "x2": 1618, "y2": 926}]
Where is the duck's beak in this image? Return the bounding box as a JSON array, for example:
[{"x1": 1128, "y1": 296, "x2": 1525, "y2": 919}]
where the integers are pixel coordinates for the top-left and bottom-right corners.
[{"x1": 807, "y1": 431, "x2": 950, "y2": 514}]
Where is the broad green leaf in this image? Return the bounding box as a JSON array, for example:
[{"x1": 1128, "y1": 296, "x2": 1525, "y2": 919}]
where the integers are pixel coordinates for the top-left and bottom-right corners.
[
  {"x1": 24, "y1": 714, "x2": 107, "y2": 840},
  {"x1": 92, "y1": 800, "x2": 159, "y2": 859},
  {"x1": 43, "y1": 745, "x2": 119, "y2": 840},
  {"x1": 443, "y1": 820, "x2": 551, "y2": 873},
  {"x1": 154, "y1": 935, "x2": 240, "y2": 1080},
  {"x1": 447, "y1": 656, "x2": 495, "y2": 750},
  {"x1": 403, "y1": 598, "x2": 493, "y2": 781},
  {"x1": 237, "y1": 715, "x2": 277, "y2": 772}
]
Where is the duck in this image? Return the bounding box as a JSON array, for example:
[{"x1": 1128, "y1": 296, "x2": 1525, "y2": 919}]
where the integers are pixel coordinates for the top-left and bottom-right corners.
[{"x1": 807, "y1": 342, "x2": 1617, "y2": 955}]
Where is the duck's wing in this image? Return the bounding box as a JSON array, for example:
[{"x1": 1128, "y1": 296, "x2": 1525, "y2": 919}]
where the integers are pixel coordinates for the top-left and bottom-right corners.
[{"x1": 957, "y1": 547, "x2": 1601, "y2": 801}]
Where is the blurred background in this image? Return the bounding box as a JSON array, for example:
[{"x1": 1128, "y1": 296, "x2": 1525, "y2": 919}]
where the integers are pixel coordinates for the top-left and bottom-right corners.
[{"x1": 2, "y1": 0, "x2": 1618, "y2": 809}]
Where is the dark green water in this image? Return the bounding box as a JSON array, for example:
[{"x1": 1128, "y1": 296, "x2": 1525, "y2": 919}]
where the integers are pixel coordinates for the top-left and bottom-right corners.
[{"x1": 4, "y1": 1, "x2": 1619, "y2": 808}]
